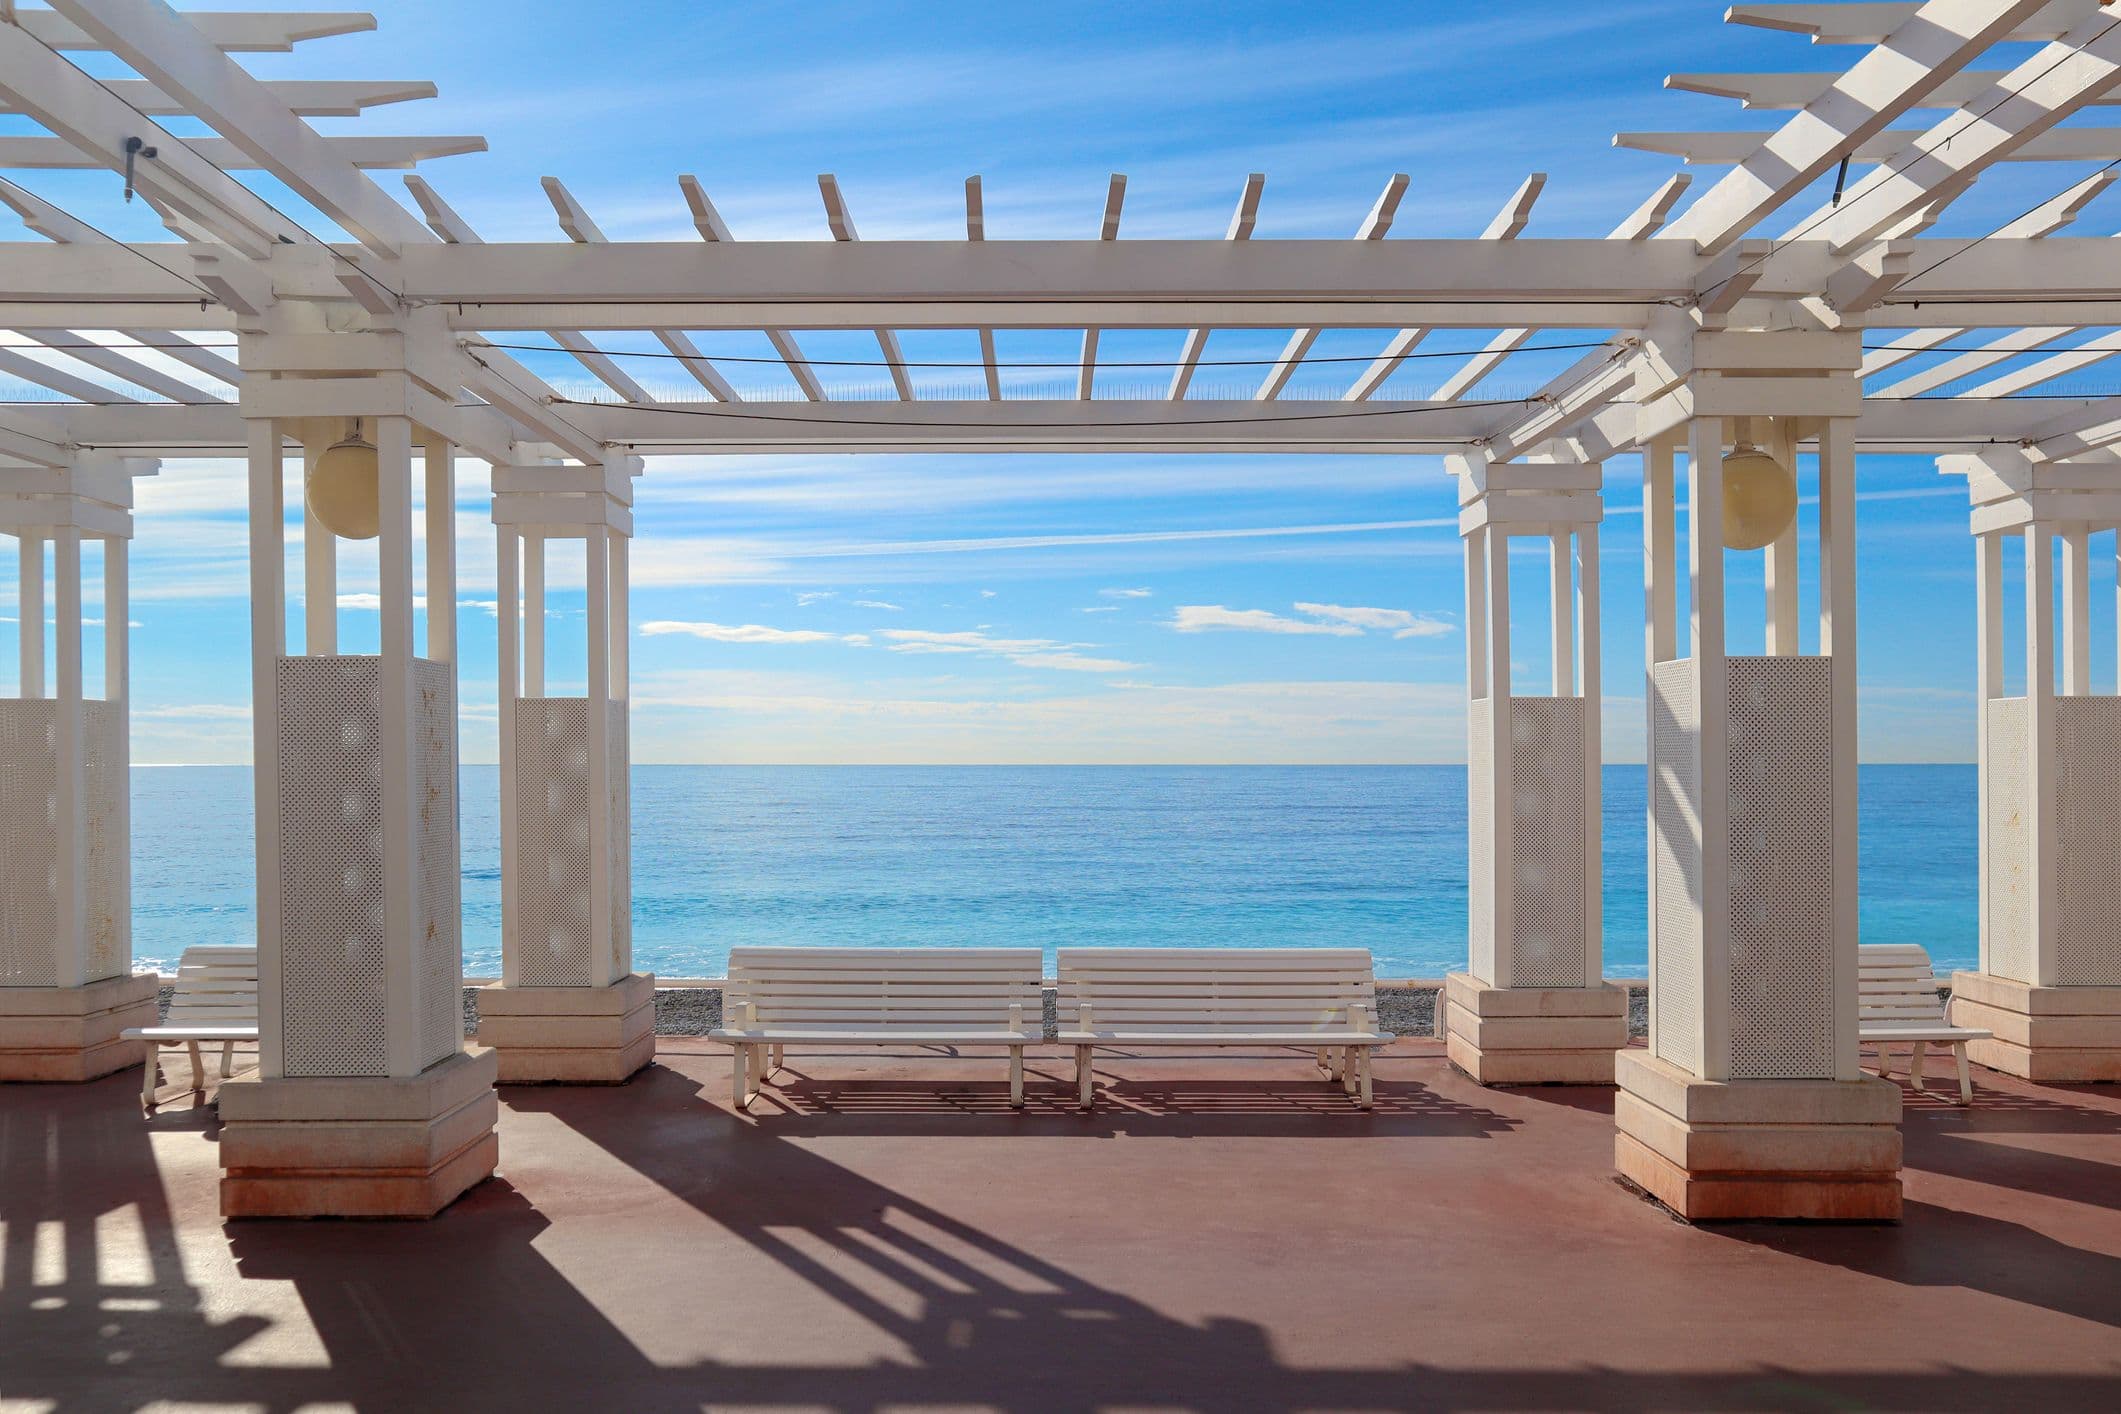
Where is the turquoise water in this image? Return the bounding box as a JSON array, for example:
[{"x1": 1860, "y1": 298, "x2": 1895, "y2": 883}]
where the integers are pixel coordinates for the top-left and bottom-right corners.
[{"x1": 130, "y1": 764, "x2": 1978, "y2": 980}]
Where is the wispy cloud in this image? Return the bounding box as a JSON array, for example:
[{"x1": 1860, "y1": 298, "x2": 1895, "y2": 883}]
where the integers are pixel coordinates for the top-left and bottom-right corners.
[
  {"x1": 879, "y1": 628, "x2": 1138, "y2": 673},
  {"x1": 795, "y1": 590, "x2": 836, "y2": 606},
  {"x1": 641, "y1": 620, "x2": 855, "y2": 645},
  {"x1": 1100, "y1": 587, "x2": 1153, "y2": 599},
  {"x1": 1172, "y1": 606, "x2": 1359, "y2": 637},
  {"x1": 1294, "y1": 603, "x2": 1454, "y2": 639},
  {"x1": 852, "y1": 599, "x2": 903, "y2": 611}
]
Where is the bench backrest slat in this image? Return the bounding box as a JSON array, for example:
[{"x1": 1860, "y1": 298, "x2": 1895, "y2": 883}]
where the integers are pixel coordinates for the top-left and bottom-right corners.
[
  {"x1": 724, "y1": 947, "x2": 1042, "y2": 1028},
  {"x1": 1057, "y1": 948, "x2": 1375, "y2": 1033},
  {"x1": 1857, "y1": 944, "x2": 1949, "y2": 1026},
  {"x1": 166, "y1": 945, "x2": 260, "y2": 1029}
]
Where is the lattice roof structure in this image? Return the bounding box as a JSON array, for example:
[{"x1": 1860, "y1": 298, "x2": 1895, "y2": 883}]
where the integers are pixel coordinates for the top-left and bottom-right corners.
[{"x1": 1, "y1": 0, "x2": 2120, "y2": 468}]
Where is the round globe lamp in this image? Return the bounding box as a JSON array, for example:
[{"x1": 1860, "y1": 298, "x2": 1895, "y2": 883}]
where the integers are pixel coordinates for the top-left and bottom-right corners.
[
  {"x1": 1721, "y1": 442, "x2": 1796, "y2": 551},
  {"x1": 306, "y1": 422, "x2": 381, "y2": 540}
]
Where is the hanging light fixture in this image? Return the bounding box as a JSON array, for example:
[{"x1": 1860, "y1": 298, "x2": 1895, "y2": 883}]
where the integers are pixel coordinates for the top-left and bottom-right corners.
[
  {"x1": 306, "y1": 419, "x2": 381, "y2": 540},
  {"x1": 1721, "y1": 440, "x2": 1797, "y2": 551}
]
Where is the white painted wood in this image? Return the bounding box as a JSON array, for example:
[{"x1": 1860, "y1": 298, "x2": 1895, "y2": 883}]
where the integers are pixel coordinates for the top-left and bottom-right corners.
[
  {"x1": 1661, "y1": 0, "x2": 2056, "y2": 253},
  {"x1": 522, "y1": 532, "x2": 546, "y2": 696},
  {"x1": 106, "y1": 532, "x2": 130, "y2": 973},
  {"x1": 52, "y1": 526, "x2": 85, "y2": 987},
  {"x1": 585, "y1": 526, "x2": 615, "y2": 990},
  {"x1": 1168, "y1": 173, "x2": 1265, "y2": 401},
  {"x1": 680, "y1": 175, "x2": 825, "y2": 402},
  {"x1": 1766, "y1": 521, "x2": 1799, "y2": 655},
  {"x1": 1255, "y1": 173, "x2": 1404, "y2": 401},
  {"x1": 1856, "y1": 943, "x2": 1992, "y2": 1102},
  {"x1": 2061, "y1": 526, "x2": 2090, "y2": 695},
  {"x1": 714, "y1": 947, "x2": 1044, "y2": 1109},
  {"x1": 1056, "y1": 948, "x2": 1386, "y2": 1108},
  {"x1": 1975, "y1": 532, "x2": 2002, "y2": 975},
  {"x1": 817, "y1": 174, "x2": 914, "y2": 401},
  {"x1": 375, "y1": 416, "x2": 421, "y2": 1078},
  {"x1": 300, "y1": 436, "x2": 335, "y2": 656},
  {"x1": 496, "y1": 525, "x2": 521, "y2": 990},
  {"x1": 1690, "y1": 418, "x2": 1732, "y2": 1081},
  {"x1": 1486, "y1": 522, "x2": 1515, "y2": 990},
  {"x1": 1550, "y1": 531, "x2": 1574, "y2": 694},
  {"x1": 126, "y1": 945, "x2": 261, "y2": 1112},
  {"x1": 424, "y1": 438, "x2": 455, "y2": 665},
  {"x1": 2024, "y1": 524, "x2": 2060, "y2": 987},
  {"x1": 245, "y1": 418, "x2": 286, "y2": 1077},
  {"x1": 17, "y1": 533, "x2": 43, "y2": 698},
  {"x1": 1078, "y1": 174, "x2": 1126, "y2": 401},
  {"x1": 1579, "y1": 517, "x2": 1604, "y2": 986},
  {"x1": 1820, "y1": 419, "x2": 1861, "y2": 1081}
]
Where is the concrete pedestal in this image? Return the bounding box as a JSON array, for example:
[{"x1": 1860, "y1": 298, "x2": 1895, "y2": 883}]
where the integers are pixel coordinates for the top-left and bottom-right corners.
[
  {"x1": 475, "y1": 973, "x2": 655, "y2": 1084},
  {"x1": 1443, "y1": 974, "x2": 1629, "y2": 1084},
  {"x1": 218, "y1": 1046, "x2": 499, "y2": 1219},
  {"x1": 1950, "y1": 971, "x2": 2121, "y2": 1082},
  {"x1": 0, "y1": 975, "x2": 161, "y2": 1082},
  {"x1": 1614, "y1": 1050, "x2": 1902, "y2": 1221}
]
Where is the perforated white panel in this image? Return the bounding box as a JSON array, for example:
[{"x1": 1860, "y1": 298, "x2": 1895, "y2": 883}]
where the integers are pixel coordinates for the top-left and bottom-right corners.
[
  {"x1": 514, "y1": 698, "x2": 594, "y2": 987},
  {"x1": 1984, "y1": 698, "x2": 2033, "y2": 984},
  {"x1": 276, "y1": 657, "x2": 459, "y2": 1076},
  {"x1": 413, "y1": 661, "x2": 460, "y2": 1066},
  {"x1": 2054, "y1": 697, "x2": 2121, "y2": 986},
  {"x1": 1508, "y1": 696, "x2": 1589, "y2": 988},
  {"x1": 0, "y1": 702, "x2": 59, "y2": 986},
  {"x1": 81, "y1": 702, "x2": 125, "y2": 983},
  {"x1": 1650, "y1": 660, "x2": 1703, "y2": 1074},
  {"x1": 1724, "y1": 656, "x2": 1835, "y2": 1080},
  {"x1": 0, "y1": 699, "x2": 125, "y2": 987},
  {"x1": 1467, "y1": 706, "x2": 1494, "y2": 984},
  {"x1": 276, "y1": 658, "x2": 388, "y2": 1075}
]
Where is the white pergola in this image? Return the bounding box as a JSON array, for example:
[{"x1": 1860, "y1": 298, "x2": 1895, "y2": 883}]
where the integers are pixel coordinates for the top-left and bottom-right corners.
[{"x1": 4, "y1": 0, "x2": 2121, "y2": 1220}]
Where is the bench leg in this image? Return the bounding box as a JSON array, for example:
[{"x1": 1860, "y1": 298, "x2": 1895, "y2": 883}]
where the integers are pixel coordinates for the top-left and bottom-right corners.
[
  {"x1": 1341, "y1": 1049, "x2": 1357, "y2": 1097},
  {"x1": 1009, "y1": 1046, "x2": 1024, "y2": 1110},
  {"x1": 767, "y1": 1043, "x2": 784, "y2": 1078},
  {"x1": 1076, "y1": 1045, "x2": 1094, "y2": 1111},
  {"x1": 1315, "y1": 1046, "x2": 1331, "y2": 1076},
  {"x1": 141, "y1": 1045, "x2": 161, "y2": 1112},
  {"x1": 185, "y1": 1040, "x2": 205, "y2": 1093},
  {"x1": 220, "y1": 1040, "x2": 235, "y2": 1079},
  {"x1": 1955, "y1": 1043, "x2": 1973, "y2": 1105},
  {"x1": 732, "y1": 1044, "x2": 751, "y2": 1111},
  {"x1": 1909, "y1": 1039, "x2": 1928, "y2": 1094},
  {"x1": 1868, "y1": 1044, "x2": 1891, "y2": 1080},
  {"x1": 1357, "y1": 1048, "x2": 1373, "y2": 1110}
]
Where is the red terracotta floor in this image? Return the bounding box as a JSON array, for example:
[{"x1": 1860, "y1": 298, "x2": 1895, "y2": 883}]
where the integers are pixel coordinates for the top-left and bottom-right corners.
[{"x1": 2, "y1": 1037, "x2": 2117, "y2": 1412}]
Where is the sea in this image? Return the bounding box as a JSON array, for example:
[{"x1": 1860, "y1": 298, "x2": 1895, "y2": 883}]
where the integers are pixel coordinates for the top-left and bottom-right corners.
[{"x1": 130, "y1": 764, "x2": 1978, "y2": 981}]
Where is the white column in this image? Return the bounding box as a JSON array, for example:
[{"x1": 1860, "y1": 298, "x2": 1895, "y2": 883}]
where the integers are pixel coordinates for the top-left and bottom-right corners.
[
  {"x1": 376, "y1": 416, "x2": 421, "y2": 1079},
  {"x1": 247, "y1": 420, "x2": 288, "y2": 1078},
  {"x1": 302, "y1": 434, "x2": 336, "y2": 656},
  {"x1": 1549, "y1": 531, "x2": 1573, "y2": 695},
  {"x1": 496, "y1": 525, "x2": 522, "y2": 989},
  {"x1": 1974, "y1": 532, "x2": 2003, "y2": 976},
  {"x1": 1578, "y1": 520, "x2": 1603, "y2": 984},
  {"x1": 522, "y1": 532, "x2": 546, "y2": 696},
  {"x1": 1818, "y1": 419, "x2": 1860, "y2": 1081},
  {"x1": 19, "y1": 533, "x2": 43, "y2": 697},
  {"x1": 585, "y1": 526, "x2": 615, "y2": 990},
  {"x1": 2024, "y1": 524, "x2": 2059, "y2": 987},
  {"x1": 1766, "y1": 522, "x2": 1799, "y2": 654},
  {"x1": 2060, "y1": 525, "x2": 2090, "y2": 696},
  {"x1": 1688, "y1": 417, "x2": 1732, "y2": 1080},
  {"x1": 1484, "y1": 523, "x2": 1513, "y2": 990},
  {"x1": 51, "y1": 528, "x2": 85, "y2": 987}
]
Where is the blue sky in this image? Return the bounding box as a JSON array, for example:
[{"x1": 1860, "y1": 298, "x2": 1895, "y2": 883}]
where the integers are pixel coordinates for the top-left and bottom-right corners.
[{"x1": 5, "y1": 1, "x2": 2117, "y2": 763}]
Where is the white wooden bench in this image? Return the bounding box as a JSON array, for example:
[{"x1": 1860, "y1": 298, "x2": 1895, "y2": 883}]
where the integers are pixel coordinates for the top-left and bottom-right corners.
[
  {"x1": 711, "y1": 947, "x2": 1045, "y2": 1110},
  {"x1": 122, "y1": 944, "x2": 259, "y2": 1112},
  {"x1": 1055, "y1": 948, "x2": 1389, "y2": 1110},
  {"x1": 1859, "y1": 943, "x2": 1991, "y2": 1104}
]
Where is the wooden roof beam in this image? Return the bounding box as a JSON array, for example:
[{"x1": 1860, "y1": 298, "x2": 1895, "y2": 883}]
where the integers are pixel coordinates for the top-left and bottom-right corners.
[
  {"x1": 1431, "y1": 174, "x2": 1687, "y2": 402},
  {"x1": 1726, "y1": 1, "x2": 2099, "y2": 44},
  {"x1": 0, "y1": 77, "x2": 439, "y2": 117},
  {"x1": 0, "y1": 135, "x2": 484, "y2": 171},
  {"x1": 1078, "y1": 174, "x2": 1125, "y2": 401},
  {"x1": 1168, "y1": 172, "x2": 1264, "y2": 401},
  {"x1": 965, "y1": 176, "x2": 1000, "y2": 401},
  {"x1": 405, "y1": 175, "x2": 652, "y2": 405},
  {"x1": 1622, "y1": 126, "x2": 2121, "y2": 165},
  {"x1": 15, "y1": 8, "x2": 377, "y2": 51},
  {"x1": 542, "y1": 176, "x2": 738, "y2": 402},
  {"x1": 679, "y1": 176, "x2": 824, "y2": 402},
  {"x1": 818, "y1": 173, "x2": 913, "y2": 400},
  {"x1": 1793, "y1": 5, "x2": 2121, "y2": 251},
  {"x1": 1254, "y1": 173, "x2": 1406, "y2": 402},
  {"x1": 1668, "y1": 69, "x2": 2121, "y2": 108},
  {"x1": 1662, "y1": 0, "x2": 2057, "y2": 254},
  {"x1": 1344, "y1": 174, "x2": 1543, "y2": 402},
  {"x1": 0, "y1": 345, "x2": 137, "y2": 404}
]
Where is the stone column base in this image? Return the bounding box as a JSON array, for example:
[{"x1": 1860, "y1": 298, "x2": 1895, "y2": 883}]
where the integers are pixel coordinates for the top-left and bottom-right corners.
[
  {"x1": 474, "y1": 973, "x2": 655, "y2": 1084},
  {"x1": 1950, "y1": 972, "x2": 2121, "y2": 1083},
  {"x1": 218, "y1": 1046, "x2": 499, "y2": 1219},
  {"x1": 1614, "y1": 1050, "x2": 1903, "y2": 1222},
  {"x1": 1443, "y1": 974, "x2": 1630, "y2": 1084},
  {"x1": 0, "y1": 974, "x2": 162, "y2": 1082}
]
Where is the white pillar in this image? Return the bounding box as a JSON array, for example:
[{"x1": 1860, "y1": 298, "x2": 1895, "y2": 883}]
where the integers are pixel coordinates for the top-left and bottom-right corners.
[
  {"x1": 218, "y1": 373, "x2": 493, "y2": 1220},
  {"x1": 1444, "y1": 455, "x2": 1625, "y2": 1085},
  {"x1": 1944, "y1": 448, "x2": 2121, "y2": 1082},
  {"x1": 0, "y1": 459, "x2": 159, "y2": 1082},
  {"x1": 1619, "y1": 407, "x2": 1900, "y2": 1222},
  {"x1": 475, "y1": 459, "x2": 650, "y2": 1084}
]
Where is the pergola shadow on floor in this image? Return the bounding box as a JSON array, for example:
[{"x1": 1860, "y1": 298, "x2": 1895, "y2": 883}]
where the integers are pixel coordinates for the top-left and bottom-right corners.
[{"x1": 3, "y1": 1039, "x2": 2115, "y2": 1413}]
